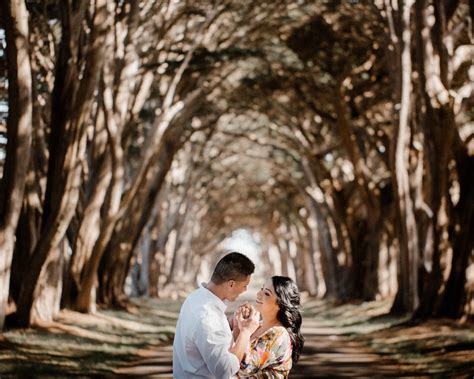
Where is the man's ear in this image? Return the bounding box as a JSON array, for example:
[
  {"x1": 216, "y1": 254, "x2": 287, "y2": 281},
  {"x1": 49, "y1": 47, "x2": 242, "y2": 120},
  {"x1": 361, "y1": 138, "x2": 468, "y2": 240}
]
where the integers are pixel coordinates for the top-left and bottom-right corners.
[{"x1": 228, "y1": 280, "x2": 235, "y2": 288}]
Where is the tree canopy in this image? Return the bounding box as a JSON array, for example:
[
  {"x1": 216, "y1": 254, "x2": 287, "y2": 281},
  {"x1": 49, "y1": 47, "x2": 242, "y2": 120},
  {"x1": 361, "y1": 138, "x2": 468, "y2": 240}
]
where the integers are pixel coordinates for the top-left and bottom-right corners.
[{"x1": 0, "y1": 0, "x2": 473, "y2": 328}]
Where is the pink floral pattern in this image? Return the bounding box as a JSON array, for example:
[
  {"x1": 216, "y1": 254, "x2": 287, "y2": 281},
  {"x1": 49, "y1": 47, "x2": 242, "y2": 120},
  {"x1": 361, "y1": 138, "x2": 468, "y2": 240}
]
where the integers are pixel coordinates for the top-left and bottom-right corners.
[{"x1": 237, "y1": 326, "x2": 292, "y2": 378}]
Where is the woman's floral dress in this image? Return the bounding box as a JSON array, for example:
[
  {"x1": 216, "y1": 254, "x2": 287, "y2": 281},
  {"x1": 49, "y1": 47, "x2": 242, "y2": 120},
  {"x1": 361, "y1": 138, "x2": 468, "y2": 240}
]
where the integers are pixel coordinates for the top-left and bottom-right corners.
[{"x1": 237, "y1": 326, "x2": 292, "y2": 378}]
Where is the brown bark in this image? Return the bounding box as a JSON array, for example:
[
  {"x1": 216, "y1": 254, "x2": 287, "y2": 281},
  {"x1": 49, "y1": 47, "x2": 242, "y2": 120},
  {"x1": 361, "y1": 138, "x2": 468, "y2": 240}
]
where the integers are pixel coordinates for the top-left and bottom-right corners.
[
  {"x1": 10, "y1": 32, "x2": 51, "y2": 307},
  {"x1": 294, "y1": 219, "x2": 318, "y2": 296},
  {"x1": 390, "y1": 0, "x2": 420, "y2": 315},
  {"x1": 412, "y1": 0, "x2": 456, "y2": 319},
  {"x1": 16, "y1": 0, "x2": 112, "y2": 326},
  {"x1": 165, "y1": 199, "x2": 193, "y2": 286},
  {"x1": 304, "y1": 195, "x2": 339, "y2": 298},
  {"x1": 269, "y1": 227, "x2": 289, "y2": 277},
  {"x1": 300, "y1": 158, "x2": 342, "y2": 299},
  {"x1": 147, "y1": 188, "x2": 172, "y2": 298},
  {"x1": 60, "y1": 0, "x2": 147, "y2": 313},
  {"x1": 69, "y1": 11, "x2": 120, "y2": 311},
  {"x1": 80, "y1": 4, "x2": 213, "y2": 307},
  {"x1": 439, "y1": 139, "x2": 474, "y2": 317},
  {"x1": 10, "y1": 100, "x2": 48, "y2": 305},
  {"x1": 148, "y1": 231, "x2": 165, "y2": 298},
  {"x1": 73, "y1": 74, "x2": 125, "y2": 312},
  {"x1": 66, "y1": 110, "x2": 110, "y2": 306},
  {"x1": 334, "y1": 82, "x2": 381, "y2": 301},
  {"x1": 69, "y1": 155, "x2": 111, "y2": 305},
  {"x1": 31, "y1": 240, "x2": 66, "y2": 323},
  {"x1": 98, "y1": 115, "x2": 196, "y2": 306},
  {"x1": 0, "y1": 0, "x2": 32, "y2": 329}
]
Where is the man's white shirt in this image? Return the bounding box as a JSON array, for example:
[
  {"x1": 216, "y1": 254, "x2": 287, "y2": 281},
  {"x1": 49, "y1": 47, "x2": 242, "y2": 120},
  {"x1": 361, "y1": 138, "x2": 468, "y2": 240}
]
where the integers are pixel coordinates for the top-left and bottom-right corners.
[{"x1": 173, "y1": 284, "x2": 240, "y2": 378}]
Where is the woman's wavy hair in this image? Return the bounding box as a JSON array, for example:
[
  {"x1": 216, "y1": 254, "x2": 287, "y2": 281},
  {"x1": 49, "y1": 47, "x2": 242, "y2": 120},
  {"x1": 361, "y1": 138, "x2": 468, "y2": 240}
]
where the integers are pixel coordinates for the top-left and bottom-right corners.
[{"x1": 272, "y1": 276, "x2": 304, "y2": 364}]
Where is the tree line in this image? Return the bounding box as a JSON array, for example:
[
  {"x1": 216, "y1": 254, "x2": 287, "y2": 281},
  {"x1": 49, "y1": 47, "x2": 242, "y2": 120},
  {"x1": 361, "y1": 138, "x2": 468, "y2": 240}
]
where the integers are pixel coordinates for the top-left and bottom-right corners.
[{"x1": 0, "y1": 0, "x2": 472, "y2": 330}]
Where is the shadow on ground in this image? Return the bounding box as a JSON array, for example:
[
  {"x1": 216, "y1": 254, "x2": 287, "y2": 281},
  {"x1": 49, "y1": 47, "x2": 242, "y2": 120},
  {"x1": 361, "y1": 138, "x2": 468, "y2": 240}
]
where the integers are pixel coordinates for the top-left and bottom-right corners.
[{"x1": 0, "y1": 297, "x2": 473, "y2": 378}]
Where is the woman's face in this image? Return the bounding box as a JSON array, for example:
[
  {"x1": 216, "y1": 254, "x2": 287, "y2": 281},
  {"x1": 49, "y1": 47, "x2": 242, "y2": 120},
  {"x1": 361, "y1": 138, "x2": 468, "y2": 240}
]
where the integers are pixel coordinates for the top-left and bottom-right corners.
[{"x1": 255, "y1": 278, "x2": 280, "y2": 318}]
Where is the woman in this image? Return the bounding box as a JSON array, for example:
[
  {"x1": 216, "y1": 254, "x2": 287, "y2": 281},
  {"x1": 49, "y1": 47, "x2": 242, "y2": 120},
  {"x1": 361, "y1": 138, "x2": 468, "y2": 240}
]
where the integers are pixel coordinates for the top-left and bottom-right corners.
[{"x1": 233, "y1": 276, "x2": 304, "y2": 378}]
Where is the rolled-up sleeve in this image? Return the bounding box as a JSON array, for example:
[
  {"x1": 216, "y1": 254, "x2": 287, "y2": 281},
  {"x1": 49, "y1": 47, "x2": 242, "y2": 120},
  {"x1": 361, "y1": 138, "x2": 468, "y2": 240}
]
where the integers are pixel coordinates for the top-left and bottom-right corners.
[{"x1": 194, "y1": 315, "x2": 240, "y2": 378}]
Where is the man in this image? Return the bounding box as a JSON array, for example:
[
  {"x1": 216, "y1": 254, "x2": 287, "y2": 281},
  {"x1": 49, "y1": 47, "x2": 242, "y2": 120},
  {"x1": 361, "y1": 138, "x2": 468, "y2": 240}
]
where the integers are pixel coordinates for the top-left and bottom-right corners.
[{"x1": 173, "y1": 252, "x2": 260, "y2": 378}]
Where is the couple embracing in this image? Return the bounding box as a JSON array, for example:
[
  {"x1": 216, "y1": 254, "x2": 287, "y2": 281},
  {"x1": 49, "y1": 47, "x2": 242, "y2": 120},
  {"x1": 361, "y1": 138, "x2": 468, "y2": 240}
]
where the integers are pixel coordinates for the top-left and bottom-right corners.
[{"x1": 173, "y1": 252, "x2": 304, "y2": 378}]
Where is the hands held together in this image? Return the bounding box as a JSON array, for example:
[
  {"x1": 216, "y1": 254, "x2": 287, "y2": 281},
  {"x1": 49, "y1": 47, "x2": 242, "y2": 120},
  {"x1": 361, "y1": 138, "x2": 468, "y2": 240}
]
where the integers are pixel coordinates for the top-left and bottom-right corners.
[{"x1": 232, "y1": 303, "x2": 260, "y2": 336}]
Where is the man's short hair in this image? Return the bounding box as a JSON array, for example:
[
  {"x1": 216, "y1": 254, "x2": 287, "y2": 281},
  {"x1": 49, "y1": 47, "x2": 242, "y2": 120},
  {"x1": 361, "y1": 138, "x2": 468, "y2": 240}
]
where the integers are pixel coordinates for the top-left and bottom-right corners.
[{"x1": 210, "y1": 252, "x2": 255, "y2": 284}]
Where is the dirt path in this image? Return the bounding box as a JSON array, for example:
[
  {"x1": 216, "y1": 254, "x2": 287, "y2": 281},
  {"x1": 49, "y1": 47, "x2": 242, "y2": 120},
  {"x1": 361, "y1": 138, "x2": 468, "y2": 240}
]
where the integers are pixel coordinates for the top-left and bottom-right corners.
[
  {"x1": 292, "y1": 298, "x2": 474, "y2": 378},
  {"x1": 113, "y1": 298, "x2": 474, "y2": 378},
  {"x1": 1, "y1": 297, "x2": 473, "y2": 378},
  {"x1": 115, "y1": 315, "x2": 400, "y2": 378},
  {"x1": 293, "y1": 318, "x2": 401, "y2": 378}
]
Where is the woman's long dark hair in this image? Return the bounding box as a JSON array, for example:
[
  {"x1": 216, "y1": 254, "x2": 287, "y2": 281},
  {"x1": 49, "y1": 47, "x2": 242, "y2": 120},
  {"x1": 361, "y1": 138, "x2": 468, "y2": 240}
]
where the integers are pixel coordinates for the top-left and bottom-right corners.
[{"x1": 272, "y1": 276, "x2": 304, "y2": 364}]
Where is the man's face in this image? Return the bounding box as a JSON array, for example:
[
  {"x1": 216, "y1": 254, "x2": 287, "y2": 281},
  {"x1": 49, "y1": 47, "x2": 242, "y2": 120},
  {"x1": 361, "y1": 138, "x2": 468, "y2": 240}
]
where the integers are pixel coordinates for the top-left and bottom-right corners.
[{"x1": 225, "y1": 275, "x2": 251, "y2": 301}]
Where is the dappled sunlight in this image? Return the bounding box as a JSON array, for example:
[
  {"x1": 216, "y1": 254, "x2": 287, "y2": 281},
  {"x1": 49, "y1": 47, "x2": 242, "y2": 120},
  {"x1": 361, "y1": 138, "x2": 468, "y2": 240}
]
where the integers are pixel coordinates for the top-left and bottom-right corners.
[
  {"x1": 0, "y1": 298, "x2": 177, "y2": 376},
  {"x1": 1, "y1": 298, "x2": 473, "y2": 376},
  {"x1": 302, "y1": 298, "x2": 404, "y2": 334},
  {"x1": 1, "y1": 0, "x2": 473, "y2": 377},
  {"x1": 295, "y1": 299, "x2": 474, "y2": 376},
  {"x1": 367, "y1": 319, "x2": 474, "y2": 363},
  {"x1": 113, "y1": 347, "x2": 174, "y2": 377}
]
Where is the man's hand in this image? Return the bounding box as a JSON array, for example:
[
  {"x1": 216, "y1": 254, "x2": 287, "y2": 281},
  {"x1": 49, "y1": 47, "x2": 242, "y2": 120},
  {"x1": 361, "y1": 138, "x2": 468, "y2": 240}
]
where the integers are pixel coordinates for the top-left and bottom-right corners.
[
  {"x1": 231, "y1": 303, "x2": 252, "y2": 333},
  {"x1": 229, "y1": 305, "x2": 260, "y2": 362},
  {"x1": 236, "y1": 305, "x2": 260, "y2": 335},
  {"x1": 239, "y1": 303, "x2": 252, "y2": 319}
]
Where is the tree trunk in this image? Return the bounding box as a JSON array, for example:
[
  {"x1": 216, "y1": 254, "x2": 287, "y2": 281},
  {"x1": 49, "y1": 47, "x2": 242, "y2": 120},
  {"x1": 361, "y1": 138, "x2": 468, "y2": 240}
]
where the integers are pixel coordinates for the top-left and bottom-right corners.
[
  {"x1": 412, "y1": 0, "x2": 456, "y2": 319},
  {"x1": 74, "y1": 161, "x2": 123, "y2": 312},
  {"x1": 72, "y1": 0, "x2": 145, "y2": 311},
  {"x1": 98, "y1": 135, "x2": 184, "y2": 305},
  {"x1": 97, "y1": 89, "x2": 203, "y2": 306},
  {"x1": 348, "y1": 220, "x2": 377, "y2": 301},
  {"x1": 130, "y1": 229, "x2": 151, "y2": 297},
  {"x1": 30, "y1": 240, "x2": 66, "y2": 323},
  {"x1": 0, "y1": 0, "x2": 32, "y2": 329},
  {"x1": 334, "y1": 82, "x2": 382, "y2": 302},
  {"x1": 90, "y1": 7, "x2": 218, "y2": 307},
  {"x1": 295, "y1": 220, "x2": 318, "y2": 296},
  {"x1": 147, "y1": 201, "x2": 171, "y2": 298},
  {"x1": 299, "y1": 158, "x2": 342, "y2": 299},
  {"x1": 390, "y1": 0, "x2": 419, "y2": 315},
  {"x1": 73, "y1": 62, "x2": 126, "y2": 313},
  {"x1": 10, "y1": 60, "x2": 49, "y2": 308},
  {"x1": 147, "y1": 200, "x2": 168, "y2": 298},
  {"x1": 305, "y1": 196, "x2": 339, "y2": 298},
  {"x1": 272, "y1": 233, "x2": 289, "y2": 277},
  {"x1": 439, "y1": 146, "x2": 474, "y2": 317},
  {"x1": 169, "y1": 200, "x2": 193, "y2": 283},
  {"x1": 68, "y1": 140, "x2": 111, "y2": 306},
  {"x1": 148, "y1": 253, "x2": 162, "y2": 298},
  {"x1": 16, "y1": 0, "x2": 111, "y2": 326}
]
